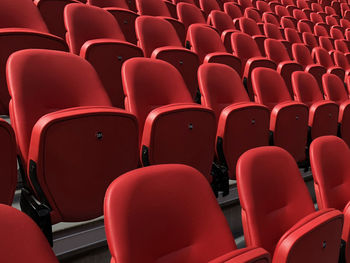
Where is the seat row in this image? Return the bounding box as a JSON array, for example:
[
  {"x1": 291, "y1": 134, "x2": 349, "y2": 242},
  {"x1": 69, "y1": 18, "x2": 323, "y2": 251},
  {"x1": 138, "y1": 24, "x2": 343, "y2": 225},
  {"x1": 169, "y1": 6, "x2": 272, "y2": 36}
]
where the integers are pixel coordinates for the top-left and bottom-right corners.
[
  {"x1": 2, "y1": 144, "x2": 349, "y2": 263},
  {"x1": 0, "y1": 46, "x2": 349, "y2": 243}
]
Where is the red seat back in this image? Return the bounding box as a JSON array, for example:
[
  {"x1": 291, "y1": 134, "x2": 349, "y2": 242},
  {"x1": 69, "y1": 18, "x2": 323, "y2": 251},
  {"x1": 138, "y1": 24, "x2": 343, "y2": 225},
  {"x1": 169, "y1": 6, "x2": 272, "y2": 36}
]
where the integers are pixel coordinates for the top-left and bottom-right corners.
[
  {"x1": 291, "y1": 71, "x2": 324, "y2": 107},
  {"x1": 104, "y1": 164, "x2": 237, "y2": 263},
  {"x1": 310, "y1": 136, "x2": 350, "y2": 210},
  {"x1": 187, "y1": 24, "x2": 226, "y2": 62},
  {"x1": 64, "y1": 3, "x2": 125, "y2": 54},
  {"x1": 251, "y1": 68, "x2": 291, "y2": 110},
  {"x1": 135, "y1": 16, "x2": 182, "y2": 57},
  {"x1": 322, "y1": 73, "x2": 348, "y2": 105},
  {"x1": 237, "y1": 146, "x2": 315, "y2": 255}
]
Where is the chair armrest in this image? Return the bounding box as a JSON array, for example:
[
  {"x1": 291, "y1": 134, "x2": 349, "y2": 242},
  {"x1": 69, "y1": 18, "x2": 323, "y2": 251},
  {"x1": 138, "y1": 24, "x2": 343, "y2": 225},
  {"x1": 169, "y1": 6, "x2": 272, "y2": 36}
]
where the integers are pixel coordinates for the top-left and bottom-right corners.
[{"x1": 209, "y1": 247, "x2": 271, "y2": 263}]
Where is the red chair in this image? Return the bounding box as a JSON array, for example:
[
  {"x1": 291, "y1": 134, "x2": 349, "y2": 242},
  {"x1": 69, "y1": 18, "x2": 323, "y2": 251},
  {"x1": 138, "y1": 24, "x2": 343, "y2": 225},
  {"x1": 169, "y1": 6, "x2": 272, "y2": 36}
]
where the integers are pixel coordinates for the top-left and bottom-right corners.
[
  {"x1": 310, "y1": 136, "x2": 350, "y2": 263},
  {"x1": 122, "y1": 58, "x2": 216, "y2": 181},
  {"x1": 223, "y1": 2, "x2": 243, "y2": 20},
  {"x1": 263, "y1": 23, "x2": 290, "y2": 53},
  {"x1": 302, "y1": 32, "x2": 319, "y2": 49},
  {"x1": 312, "y1": 47, "x2": 345, "y2": 81},
  {"x1": 136, "y1": 0, "x2": 185, "y2": 42},
  {"x1": 87, "y1": 0, "x2": 139, "y2": 44},
  {"x1": 0, "y1": 204, "x2": 59, "y2": 262},
  {"x1": 187, "y1": 24, "x2": 242, "y2": 76},
  {"x1": 264, "y1": 38, "x2": 303, "y2": 96},
  {"x1": 207, "y1": 10, "x2": 238, "y2": 52},
  {"x1": 262, "y1": 13, "x2": 280, "y2": 26},
  {"x1": 198, "y1": 63, "x2": 269, "y2": 179},
  {"x1": 291, "y1": 71, "x2": 339, "y2": 139},
  {"x1": 284, "y1": 28, "x2": 302, "y2": 44},
  {"x1": 237, "y1": 146, "x2": 343, "y2": 263},
  {"x1": 199, "y1": 0, "x2": 221, "y2": 17},
  {"x1": 177, "y1": 2, "x2": 206, "y2": 31},
  {"x1": 105, "y1": 164, "x2": 271, "y2": 263},
  {"x1": 0, "y1": 0, "x2": 68, "y2": 115},
  {"x1": 292, "y1": 43, "x2": 327, "y2": 89},
  {"x1": 7, "y1": 49, "x2": 139, "y2": 244},
  {"x1": 251, "y1": 68, "x2": 308, "y2": 163},
  {"x1": 238, "y1": 17, "x2": 266, "y2": 55},
  {"x1": 333, "y1": 51, "x2": 350, "y2": 81},
  {"x1": 319, "y1": 36, "x2": 334, "y2": 52},
  {"x1": 322, "y1": 73, "x2": 350, "y2": 146},
  {"x1": 231, "y1": 32, "x2": 276, "y2": 99},
  {"x1": 136, "y1": 16, "x2": 199, "y2": 100},
  {"x1": 64, "y1": 3, "x2": 143, "y2": 108}
]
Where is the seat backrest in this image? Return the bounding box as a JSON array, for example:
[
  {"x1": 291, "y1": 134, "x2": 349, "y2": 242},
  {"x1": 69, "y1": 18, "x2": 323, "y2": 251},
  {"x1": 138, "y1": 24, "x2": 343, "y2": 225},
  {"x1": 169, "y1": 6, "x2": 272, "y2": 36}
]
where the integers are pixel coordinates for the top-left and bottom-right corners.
[
  {"x1": 322, "y1": 73, "x2": 348, "y2": 105},
  {"x1": 326, "y1": 15, "x2": 338, "y2": 26},
  {"x1": 244, "y1": 7, "x2": 262, "y2": 23},
  {"x1": 285, "y1": 28, "x2": 302, "y2": 43},
  {"x1": 335, "y1": 39, "x2": 350, "y2": 53},
  {"x1": 314, "y1": 24, "x2": 329, "y2": 37},
  {"x1": 297, "y1": 21, "x2": 312, "y2": 33},
  {"x1": 262, "y1": 13, "x2": 279, "y2": 26},
  {"x1": 187, "y1": 24, "x2": 226, "y2": 62},
  {"x1": 281, "y1": 17, "x2": 296, "y2": 29},
  {"x1": 319, "y1": 36, "x2": 334, "y2": 51},
  {"x1": 104, "y1": 164, "x2": 236, "y2": 263},
  {"x1": 291, "y1": 71, "x2": 324, "y2": 106},
  {"x1": 7, "y1": 49, "x2": 112, "y2": 166},
  {"x1": 223, "y1": 2, "x2": 242, "y2": 19},
  {"x1": 251, "y1": 68, "x2": 292, "y2": 110},
  {"x1": 293, "y1": 9, "x2": 307, "y2": 20},
  {"x1": 331, "y1": 27, "x2": 344, "y2": 39},
  {"x1": 310, "y1": 136, "x2": 350, "y2": 210},
  {"x1": 302, "y1": 32, "x2": 318, "y2": 49},
  {"x1": 239, "y1": 17, "x2": 262, "y2": 36},
  {"x1": 209, "y1": 10, "x2": 235, "y2": 34},
  {"x1": 325, "y1": 6, "x2": 336, "y2": 15},
  {"x1": 296, "y1": 0, "x2": 309, "y2": 9},
  {"x1": 135, "y1": 16, "x2": 182, "y2": 58},
  {"x1": 310, "y1": 12, "x2": 324, "y2": 23},
  {"x1": 199, "y1": 0, "x2": 221, "y2": 16},
  {"x1": 275, "y1": 5, "x2": 290, "y2": 17},
  {"x1": 265, "y1": 38, "x2": 291, "y2": 64},
  {"x1": 0, "y1": 204, "x2": 59, "y2": 263},
  {"x1": 264, "y1": 22, "x2": 283, "y2": 40},
  {"x1": 292, "y1": 43, "x2": 315, "y2": 68},
  {"x1": 0, "y1": 0, "x2": 49, "y2": 32},
  {"x1": 231, "y1": 32, "x2": 261, "y2": 69},
  {"x1": 256, "y1": 1, "x2": 272, "y2": 13},
  {"x1": 87, "y1": 0, "x2": 129, "y2": 8},
  {"x1": 177, "y1": 2, "x2": 206, "y2": 30},
  {"x1": 136, "y1": 0, "x2": 171, "y2": 17},
  {"x1": 312, "y1": 47, "x2": 335, "y2": 68},
  {"x1": 122, "y1": 58, "x2": 193, "y2": 136},
  {"x1": 340, "y1": 18, "x2": 350, "y2": 29},
  {"x1": 333, "y1": 50, "x2": 350, "y2": 69},
  {"x1": 64, "y1": 3, "x2": 125, "y2": 55},
  {"x1": 198, "y1": 63, "x2": 250, "y2": 120},
  {"x1": 311, "y1": 3, "x2": 323, "y2": 12},
  {"x1": 237, "y1": 146, "x2": 315, "y2": 255}
]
